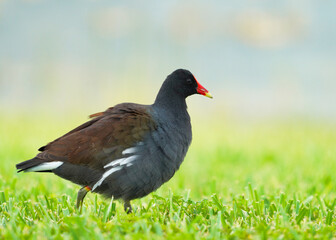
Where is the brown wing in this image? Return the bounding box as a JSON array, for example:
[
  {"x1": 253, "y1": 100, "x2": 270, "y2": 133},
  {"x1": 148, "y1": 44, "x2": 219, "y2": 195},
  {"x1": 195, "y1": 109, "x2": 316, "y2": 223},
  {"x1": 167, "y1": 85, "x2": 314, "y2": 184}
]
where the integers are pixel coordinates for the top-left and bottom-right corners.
[{"x1": 36, "y1": 103, "x2": 157, "y2": 169}]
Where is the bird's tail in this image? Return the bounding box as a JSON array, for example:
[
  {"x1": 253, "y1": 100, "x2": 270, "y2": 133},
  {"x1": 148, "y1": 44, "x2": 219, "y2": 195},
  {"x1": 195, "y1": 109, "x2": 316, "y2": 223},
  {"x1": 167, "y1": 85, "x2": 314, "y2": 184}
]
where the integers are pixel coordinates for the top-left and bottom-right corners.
[{"x1": 16, "y1": 158, "x2": 63, "y2": 173}]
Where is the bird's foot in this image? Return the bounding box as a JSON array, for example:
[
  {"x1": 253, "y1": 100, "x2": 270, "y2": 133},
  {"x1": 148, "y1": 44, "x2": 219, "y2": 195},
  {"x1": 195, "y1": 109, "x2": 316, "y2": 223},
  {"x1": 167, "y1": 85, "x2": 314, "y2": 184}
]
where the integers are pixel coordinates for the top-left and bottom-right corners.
[{"x1": 124, "y1": 201, "x2": 132, "y2": 214}]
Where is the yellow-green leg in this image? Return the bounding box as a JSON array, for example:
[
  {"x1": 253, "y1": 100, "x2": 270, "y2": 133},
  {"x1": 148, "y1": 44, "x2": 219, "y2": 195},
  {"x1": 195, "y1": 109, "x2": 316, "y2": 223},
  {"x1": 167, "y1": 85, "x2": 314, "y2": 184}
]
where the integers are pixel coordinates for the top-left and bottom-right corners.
[
  {"x1": 124, "y1": 200, "x2": 132, "y2": 214},
  {"x1": 76, "y1": 186, "x2": 91, "y2": 209}
]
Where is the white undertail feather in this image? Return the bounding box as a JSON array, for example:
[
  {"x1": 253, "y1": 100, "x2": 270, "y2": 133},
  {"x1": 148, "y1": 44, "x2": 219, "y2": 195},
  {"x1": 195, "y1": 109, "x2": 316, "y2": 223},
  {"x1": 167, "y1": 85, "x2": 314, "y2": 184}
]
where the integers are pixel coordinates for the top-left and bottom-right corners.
[{"x1": 25, "y1": 161, "x2": 63, "y2": 172}]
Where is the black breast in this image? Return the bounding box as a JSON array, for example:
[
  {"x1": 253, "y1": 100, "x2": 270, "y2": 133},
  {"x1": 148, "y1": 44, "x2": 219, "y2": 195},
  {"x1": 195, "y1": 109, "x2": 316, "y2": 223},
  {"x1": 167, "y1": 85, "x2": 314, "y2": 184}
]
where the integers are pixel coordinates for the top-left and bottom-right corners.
[{"x1": 94, "y1": 107, "x2": 192, "y2": 201}]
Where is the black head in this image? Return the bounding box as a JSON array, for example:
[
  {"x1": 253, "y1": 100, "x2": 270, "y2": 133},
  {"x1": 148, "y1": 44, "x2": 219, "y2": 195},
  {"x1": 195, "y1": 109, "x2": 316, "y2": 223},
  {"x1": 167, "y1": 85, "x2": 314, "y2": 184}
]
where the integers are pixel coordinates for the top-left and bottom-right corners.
[
  {"x1": 154, "y1": 69, "x2": 212, "y2": 109},
  {"x1": 164, "y1": 69, "x2": 213, "y2": 99}
]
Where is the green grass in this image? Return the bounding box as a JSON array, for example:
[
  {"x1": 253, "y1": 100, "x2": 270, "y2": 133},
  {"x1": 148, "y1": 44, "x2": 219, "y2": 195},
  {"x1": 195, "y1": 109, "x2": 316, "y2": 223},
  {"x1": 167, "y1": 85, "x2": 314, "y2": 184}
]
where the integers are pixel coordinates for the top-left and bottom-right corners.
[{"x1": 1, "y1": 115, "x2": 336, "y2": 239}]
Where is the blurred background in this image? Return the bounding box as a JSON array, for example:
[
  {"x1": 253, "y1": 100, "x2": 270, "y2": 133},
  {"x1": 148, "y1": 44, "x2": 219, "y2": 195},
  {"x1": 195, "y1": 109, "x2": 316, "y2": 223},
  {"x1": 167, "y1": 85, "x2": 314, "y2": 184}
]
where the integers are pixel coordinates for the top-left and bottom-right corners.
[
  {"x1": 1, "y1": 0, "x2": 336, "y2": 121},
  {"x1": 1, "y1": 0, "x2": 336, "y2": 216},
  {"x1": 2, "y1": 1, "x2": 336, "y2": 237}
]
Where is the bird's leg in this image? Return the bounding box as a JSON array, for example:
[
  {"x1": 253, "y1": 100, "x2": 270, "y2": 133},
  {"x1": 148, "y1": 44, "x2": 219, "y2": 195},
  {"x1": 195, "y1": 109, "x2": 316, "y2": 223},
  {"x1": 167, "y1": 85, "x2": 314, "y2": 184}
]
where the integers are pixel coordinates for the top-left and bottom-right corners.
[
  {"x1": 76, "y1": 186, "x2": 91, "y2": 209},
  {"x1": 124, "y1": 200, "x2": 132, "y2": 214}
]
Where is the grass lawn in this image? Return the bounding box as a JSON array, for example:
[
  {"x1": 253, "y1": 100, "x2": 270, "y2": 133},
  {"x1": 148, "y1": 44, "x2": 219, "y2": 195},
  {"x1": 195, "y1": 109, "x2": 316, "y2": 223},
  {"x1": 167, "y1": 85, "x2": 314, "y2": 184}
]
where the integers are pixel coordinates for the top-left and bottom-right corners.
[{"x1": 1, "y1": 115, "x2": 336, "y2": 239}]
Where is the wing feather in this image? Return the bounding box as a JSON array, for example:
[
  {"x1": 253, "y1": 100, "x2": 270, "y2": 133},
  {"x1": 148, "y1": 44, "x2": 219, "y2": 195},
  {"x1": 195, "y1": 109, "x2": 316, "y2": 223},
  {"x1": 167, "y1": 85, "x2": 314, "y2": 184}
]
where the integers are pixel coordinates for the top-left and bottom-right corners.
[{"x1": 35, "y1": 103, "x2": 156, "y2": 169}]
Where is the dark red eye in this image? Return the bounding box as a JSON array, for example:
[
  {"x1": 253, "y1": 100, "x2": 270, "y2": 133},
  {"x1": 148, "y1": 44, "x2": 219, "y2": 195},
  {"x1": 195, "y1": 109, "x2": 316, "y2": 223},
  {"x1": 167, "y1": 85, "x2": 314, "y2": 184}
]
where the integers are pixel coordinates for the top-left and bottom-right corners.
[{"x1": 186, "y1": 79, "x2": 193, "y2": 85}]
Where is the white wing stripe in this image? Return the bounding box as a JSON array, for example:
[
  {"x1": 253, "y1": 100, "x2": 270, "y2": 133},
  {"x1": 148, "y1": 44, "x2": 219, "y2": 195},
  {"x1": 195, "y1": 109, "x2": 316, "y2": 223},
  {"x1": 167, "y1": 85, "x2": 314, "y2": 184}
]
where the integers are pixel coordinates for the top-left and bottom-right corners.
[
  {"x1": 25, "y1": 161, "x2": 63, "y2": 172},
  {"x1": 92, "y1": 166, "x2": 122, "y2": 191}
]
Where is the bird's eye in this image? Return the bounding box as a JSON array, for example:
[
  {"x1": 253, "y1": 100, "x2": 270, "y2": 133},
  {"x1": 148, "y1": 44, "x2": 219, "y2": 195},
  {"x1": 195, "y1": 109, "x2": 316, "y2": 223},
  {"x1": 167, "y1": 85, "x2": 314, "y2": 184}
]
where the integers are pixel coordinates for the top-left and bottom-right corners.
[{"x1": 186, "y1": 79, "x2": 193, "y2": 85}]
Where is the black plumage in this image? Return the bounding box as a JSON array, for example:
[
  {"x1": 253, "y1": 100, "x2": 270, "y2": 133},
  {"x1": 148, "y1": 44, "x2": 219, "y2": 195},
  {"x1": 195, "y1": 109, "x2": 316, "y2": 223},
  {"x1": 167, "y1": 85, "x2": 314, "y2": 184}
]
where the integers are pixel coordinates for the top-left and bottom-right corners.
[{"x1": 16, "y1": 69, "x2": 212, "y2": 212}]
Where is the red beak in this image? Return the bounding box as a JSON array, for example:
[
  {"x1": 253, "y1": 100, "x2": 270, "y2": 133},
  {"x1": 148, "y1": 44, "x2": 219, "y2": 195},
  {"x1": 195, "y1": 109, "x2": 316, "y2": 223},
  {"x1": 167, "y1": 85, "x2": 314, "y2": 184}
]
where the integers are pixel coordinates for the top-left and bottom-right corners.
[{"x1": 195, "y1": 77, "x2": 213, "y2": 98}]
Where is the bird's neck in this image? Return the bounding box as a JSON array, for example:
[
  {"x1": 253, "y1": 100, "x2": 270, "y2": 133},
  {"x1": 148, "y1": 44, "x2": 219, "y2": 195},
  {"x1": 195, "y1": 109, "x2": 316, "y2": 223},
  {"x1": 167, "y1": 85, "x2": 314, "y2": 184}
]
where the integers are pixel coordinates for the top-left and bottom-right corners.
[{"x1": 153, "y1": 84, "x2": 188, "y2": 114}]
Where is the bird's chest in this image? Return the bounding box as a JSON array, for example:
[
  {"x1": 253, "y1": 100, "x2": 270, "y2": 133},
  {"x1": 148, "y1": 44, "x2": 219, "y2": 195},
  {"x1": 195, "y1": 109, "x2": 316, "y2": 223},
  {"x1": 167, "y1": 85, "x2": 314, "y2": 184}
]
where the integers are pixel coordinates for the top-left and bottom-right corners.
[{"x1": 151, "y1": 115, "x2": 192, "y2": 168}]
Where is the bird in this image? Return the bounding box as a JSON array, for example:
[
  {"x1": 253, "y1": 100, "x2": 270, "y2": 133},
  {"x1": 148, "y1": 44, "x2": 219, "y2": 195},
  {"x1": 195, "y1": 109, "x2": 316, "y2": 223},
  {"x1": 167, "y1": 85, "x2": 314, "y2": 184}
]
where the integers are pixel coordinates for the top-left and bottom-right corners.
[{"x1": 16, "y1": 69, "x2": 212, "y2": 213}]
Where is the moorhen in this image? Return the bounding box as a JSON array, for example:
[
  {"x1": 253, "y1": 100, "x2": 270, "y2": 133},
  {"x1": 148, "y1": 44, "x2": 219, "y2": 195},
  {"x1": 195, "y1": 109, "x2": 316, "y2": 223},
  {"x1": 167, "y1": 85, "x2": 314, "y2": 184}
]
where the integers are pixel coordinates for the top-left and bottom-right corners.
[{"x1": 16, "y1": 69, "x2": 212, "y2": 213}]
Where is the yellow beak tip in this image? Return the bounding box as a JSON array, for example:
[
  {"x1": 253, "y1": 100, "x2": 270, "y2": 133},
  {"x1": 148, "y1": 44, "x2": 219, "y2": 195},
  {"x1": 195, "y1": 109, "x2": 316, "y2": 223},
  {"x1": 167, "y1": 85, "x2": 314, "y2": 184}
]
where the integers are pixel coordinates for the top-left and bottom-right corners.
[{"x1": 205, "y1": 92, "x2": 213, "y2": 99}]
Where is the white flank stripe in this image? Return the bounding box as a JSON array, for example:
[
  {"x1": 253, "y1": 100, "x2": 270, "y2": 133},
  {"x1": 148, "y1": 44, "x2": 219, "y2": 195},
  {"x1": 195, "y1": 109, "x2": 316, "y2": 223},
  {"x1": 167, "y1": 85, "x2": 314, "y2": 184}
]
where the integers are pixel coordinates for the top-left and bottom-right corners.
[
  {"x1": 104, "y1": 158, "x2": 125, "y2": 168},
  {"x1": 26, "y1": 161, "x2": 63, "y2": 172},
  {"x1": 104, "y1": 155, "x2": 138, "y2": 168},
  {"x1": 122, "y1": 147, "x2": 138, "y2": 155},
  {"x1": 92, "y1": 166, "x2": 122, "y2": 191},
  {"x1": 120, "y1": 155, "x2": 137, "y2": 165}
]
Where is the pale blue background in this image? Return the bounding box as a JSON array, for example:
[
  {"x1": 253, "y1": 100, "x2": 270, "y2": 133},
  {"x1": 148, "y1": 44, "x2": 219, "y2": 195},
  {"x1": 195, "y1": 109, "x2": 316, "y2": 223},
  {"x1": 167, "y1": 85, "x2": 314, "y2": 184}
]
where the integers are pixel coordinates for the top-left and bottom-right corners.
[{"x1": 0, "y1": 0, "x2": 335, "y2": 120}]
